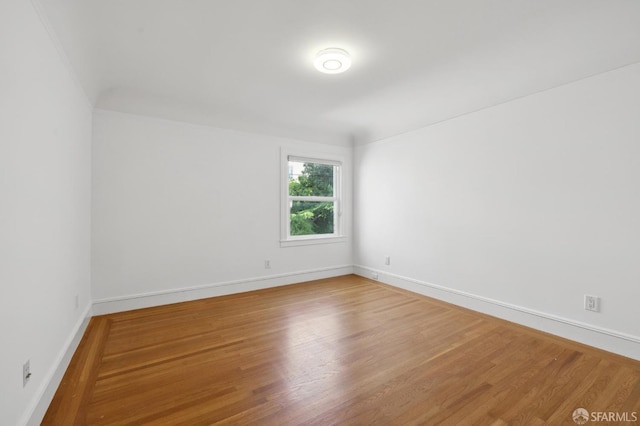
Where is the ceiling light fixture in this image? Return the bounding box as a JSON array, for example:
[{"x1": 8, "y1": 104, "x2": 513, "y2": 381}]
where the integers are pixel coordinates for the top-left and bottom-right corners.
[{"x1": 314, "y1": 48, "x2": 351, "y2": 74}]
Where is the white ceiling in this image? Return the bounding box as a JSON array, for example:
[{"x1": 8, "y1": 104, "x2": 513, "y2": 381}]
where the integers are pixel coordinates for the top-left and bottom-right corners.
[{"x1": 36, "y1": 0, "x2": 640, "y2": 146}]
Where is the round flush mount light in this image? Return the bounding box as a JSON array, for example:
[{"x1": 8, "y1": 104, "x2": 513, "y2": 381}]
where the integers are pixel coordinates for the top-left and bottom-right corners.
[{"x1": 314, "y1": 48, "x2": 351, "y2": 74}]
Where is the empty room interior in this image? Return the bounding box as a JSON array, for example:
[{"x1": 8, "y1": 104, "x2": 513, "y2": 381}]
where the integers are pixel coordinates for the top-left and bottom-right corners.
[{"x1": 2, "y1": 0, "x2": 640, "y2": 424}]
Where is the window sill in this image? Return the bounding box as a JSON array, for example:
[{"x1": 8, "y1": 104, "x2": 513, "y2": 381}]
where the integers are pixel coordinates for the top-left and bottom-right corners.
[{"x1": 280, "y1": 236, "x2": 347, "y2": 248}]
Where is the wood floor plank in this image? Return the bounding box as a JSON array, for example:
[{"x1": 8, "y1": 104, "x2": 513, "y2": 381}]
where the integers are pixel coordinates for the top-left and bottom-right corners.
[
  {"x1": 42, "y1": 317, "x2": 111, "y2": 425},
  {"x1": 43, "y1": 275, "x2": 640, "y2": 425}
]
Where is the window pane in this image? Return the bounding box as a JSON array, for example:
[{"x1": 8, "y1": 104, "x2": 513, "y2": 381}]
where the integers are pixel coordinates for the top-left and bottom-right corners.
[
  {"x1": 290, "y1": 201, "x2": 334, "y2": 236},
  {"x1": 288, "y1": 161, "x2": 334, "y2": 196}
]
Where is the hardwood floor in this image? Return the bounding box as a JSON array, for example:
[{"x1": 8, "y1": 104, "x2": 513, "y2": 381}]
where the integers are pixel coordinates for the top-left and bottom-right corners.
[{"x1": 43, "y1": 275, "x2": 640, "y2": 425}]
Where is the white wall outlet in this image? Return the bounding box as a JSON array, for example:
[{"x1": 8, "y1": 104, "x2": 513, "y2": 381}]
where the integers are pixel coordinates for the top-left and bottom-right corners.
[
  {"x1": 384, "y1": 256, "x2": 391, "y2": 266},
  {"x1": 371, "y1": 272, "x2": 379, "y2": 280},
  {"x1": 23, "y1": 360, "x2": 31, "y2": 387},
  {"x1": 264, "y1": 260, "x2": 271, "y2": 269},
  {"x1": 584, "y1": 295, "x2": 600, "y2": 312}
]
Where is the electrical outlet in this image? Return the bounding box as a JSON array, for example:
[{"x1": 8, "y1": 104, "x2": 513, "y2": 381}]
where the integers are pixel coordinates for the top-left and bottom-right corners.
[
  {"x1": 371, "y1": 272, "x2": 379, "y2": 280},
  {"x1": 384, "y1": 256, "x2": 391, "y2": 266},
  {"x1": 23, "y1": 360, "x2": 31, "y2": 387},
  {"x1": 584, "y1": 295, "x2": 600, "y2": 312},
  {"x1": 264, "y1": 260, "x2": 271, "y2": 269}
]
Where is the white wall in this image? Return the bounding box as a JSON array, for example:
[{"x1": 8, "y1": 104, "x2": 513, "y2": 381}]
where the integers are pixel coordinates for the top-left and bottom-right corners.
[
  {"x1": 355, "y1": 64, "x2": 640, "y2": 358},
  {"x1": 0, "y1": 1, "x2": 92, "y2": 425},
  {"x1": 92, "y1": 110, "x2": 352, "y2": 311}
]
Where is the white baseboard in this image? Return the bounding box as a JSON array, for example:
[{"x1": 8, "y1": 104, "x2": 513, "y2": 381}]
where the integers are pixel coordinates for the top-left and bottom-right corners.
[
  {"x1": 24, "y1": 304, "x2": 92, "y2": 426},
  {"x1": 354, "y1": 265, "x2": 640, "y2": 361},
  {"x1": 92, "y1": 265, "x2": 354, "y2": 315}
]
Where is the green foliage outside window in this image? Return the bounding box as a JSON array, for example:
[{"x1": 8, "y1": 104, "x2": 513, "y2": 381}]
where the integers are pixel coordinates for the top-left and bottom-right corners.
[{"x1": 289, "y1": 162, "x2": 335, "y2": 236}]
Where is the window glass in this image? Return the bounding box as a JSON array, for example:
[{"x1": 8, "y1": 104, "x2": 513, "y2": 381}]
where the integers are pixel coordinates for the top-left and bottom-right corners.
[
  {"x1": 288, "y1": 161, "x2": 334, "y2": 197},
  {"x1": 285, "y1": 157, "x2": 340, "y2": 240}
]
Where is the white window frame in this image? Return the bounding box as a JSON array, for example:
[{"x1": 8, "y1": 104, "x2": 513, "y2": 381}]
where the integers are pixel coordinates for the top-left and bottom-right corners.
[{"x1": 281, "y1": 149, "x2": 346, "y2": 247}]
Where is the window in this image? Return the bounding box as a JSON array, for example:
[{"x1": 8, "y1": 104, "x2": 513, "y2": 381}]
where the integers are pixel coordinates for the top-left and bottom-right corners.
[{"x1": 281, "y1": 151, "x2": 344, "y2": 246}]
